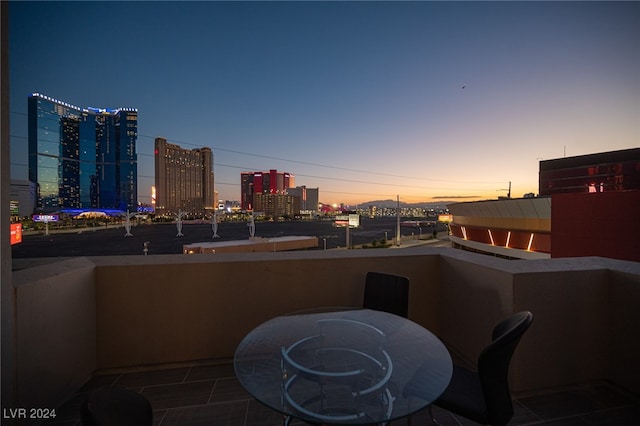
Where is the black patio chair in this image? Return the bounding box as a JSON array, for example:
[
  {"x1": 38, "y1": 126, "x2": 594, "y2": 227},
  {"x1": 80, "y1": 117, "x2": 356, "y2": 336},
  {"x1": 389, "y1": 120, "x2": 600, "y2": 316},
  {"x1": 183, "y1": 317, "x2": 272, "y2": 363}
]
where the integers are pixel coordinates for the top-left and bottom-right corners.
[
  {"x1": 363, "y1": 271, "x2": 410, "y2": 318},
  {"x1": 422, "y1": 311, "x2": 534, "y2": 425}
]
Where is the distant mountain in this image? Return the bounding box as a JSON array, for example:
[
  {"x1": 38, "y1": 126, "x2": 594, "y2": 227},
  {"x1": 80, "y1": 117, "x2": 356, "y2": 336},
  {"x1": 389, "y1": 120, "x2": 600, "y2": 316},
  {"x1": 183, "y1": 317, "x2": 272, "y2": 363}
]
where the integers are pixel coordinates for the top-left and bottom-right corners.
[{"x1": 346, "y1": 199, "x2": 453, "y2": 209}]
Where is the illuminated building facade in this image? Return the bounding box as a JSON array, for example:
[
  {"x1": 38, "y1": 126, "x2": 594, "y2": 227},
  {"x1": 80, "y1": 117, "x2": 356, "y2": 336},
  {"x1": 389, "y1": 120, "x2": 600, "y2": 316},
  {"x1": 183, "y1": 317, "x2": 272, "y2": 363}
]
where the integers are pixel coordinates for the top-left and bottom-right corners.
[
  {"x1": 253, "y1": 193, "x2": 300, "y2": 218},
  {"x1": 448, "y1": 197, "x2": 552, "y2": 260},
  {"x1": 448, "y1": 148, "x2": 640, "y2": 261},
  {"x1": 286, "y1": 186, "x2": 319, "y2": 214},
  {"x1": 28, "y1": 93, "x2": 138, "y2": 212},
  {"x1": 154, "y1": 137, "x2": 214, "y2": 216},
  {"x1": 240, "y1": 169, "x2": 294, "y2": 210},
  {"x1": 539, "y1": 148, "x2": 640, "y2": 196}
]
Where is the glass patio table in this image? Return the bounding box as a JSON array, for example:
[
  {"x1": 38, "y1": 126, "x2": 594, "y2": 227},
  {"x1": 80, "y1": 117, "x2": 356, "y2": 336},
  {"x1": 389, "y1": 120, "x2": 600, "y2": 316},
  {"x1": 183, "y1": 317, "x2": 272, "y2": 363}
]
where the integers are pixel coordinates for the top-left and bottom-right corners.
[{"x1": 234, "y1": 309, "x2": 452, "y2": 425}]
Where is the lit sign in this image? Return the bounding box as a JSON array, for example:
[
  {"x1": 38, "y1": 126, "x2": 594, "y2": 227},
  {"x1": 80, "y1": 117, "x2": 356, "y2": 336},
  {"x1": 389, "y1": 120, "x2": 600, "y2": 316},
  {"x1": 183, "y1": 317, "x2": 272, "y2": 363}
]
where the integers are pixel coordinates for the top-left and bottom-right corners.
[
  {"x1": 335, "y1": 215, "x2": 348, "y2": 227},
  {"x1": 335, "y1": 214, "x2": 360, "y2": 228},
  {"x1": 33, "y1": 214, "x2": 59, "y2": 223},
  {"x1": 438, "y1": 214, "x2": 453, "y2": 223},
  {"x1": 88, "y1": 107, "x2": 113, "y2": 114},
  {"x1": 10, "y1": 223, "x2": 22, "y2": 245}
]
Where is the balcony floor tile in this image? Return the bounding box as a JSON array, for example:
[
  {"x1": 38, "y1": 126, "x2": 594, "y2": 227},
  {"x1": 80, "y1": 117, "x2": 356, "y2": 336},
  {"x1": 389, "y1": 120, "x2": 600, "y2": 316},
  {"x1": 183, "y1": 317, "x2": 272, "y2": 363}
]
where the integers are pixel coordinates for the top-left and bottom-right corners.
[
  {"x1": 45, "y1": 363, "x2": 640, "y2": 426},
  {"x1": 143, "y1": 380, "x2": 216, "y2": 410}
]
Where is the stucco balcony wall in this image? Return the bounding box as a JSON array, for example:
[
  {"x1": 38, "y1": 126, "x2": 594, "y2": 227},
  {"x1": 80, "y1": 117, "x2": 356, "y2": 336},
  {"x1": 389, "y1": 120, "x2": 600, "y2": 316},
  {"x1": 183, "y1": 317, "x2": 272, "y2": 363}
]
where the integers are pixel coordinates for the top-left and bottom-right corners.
[
  {"x1": 607, "y1": 267, "x2": 640, "y2": 392},
  {"x1": 13, "y1": 257, "x2": 97, "y2": 411},
  {"x1": 513, "y1": 265, "x2": 610, "y2": 391},
  {"x1": 91, "y1": 249, "x2": 442, "y2": 369},
  {"x1": 11, "y1": 247, "x2": 640, "y2": 415}
]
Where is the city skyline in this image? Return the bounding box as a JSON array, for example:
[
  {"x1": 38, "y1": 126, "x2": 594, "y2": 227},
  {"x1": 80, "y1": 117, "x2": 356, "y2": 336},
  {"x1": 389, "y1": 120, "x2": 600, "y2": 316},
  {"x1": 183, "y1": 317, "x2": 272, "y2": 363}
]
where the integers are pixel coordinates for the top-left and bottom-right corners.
[{"x1": 8, "y1": 1, "x2": 640, "y2": 205}]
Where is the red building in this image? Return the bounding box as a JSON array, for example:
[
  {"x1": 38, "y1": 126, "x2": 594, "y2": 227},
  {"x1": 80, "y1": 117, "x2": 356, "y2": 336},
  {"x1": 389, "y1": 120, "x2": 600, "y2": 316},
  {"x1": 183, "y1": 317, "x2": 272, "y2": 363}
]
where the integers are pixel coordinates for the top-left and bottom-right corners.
[
  {"x1": 240, "y1": 170, "x2": 294, "y2": 210},
  {"x1": 551, "y1": 190, "x2": 640, "y2": 262},
  {"x1": 539, "y1": 148, "x2": 640, "y2": 196}
]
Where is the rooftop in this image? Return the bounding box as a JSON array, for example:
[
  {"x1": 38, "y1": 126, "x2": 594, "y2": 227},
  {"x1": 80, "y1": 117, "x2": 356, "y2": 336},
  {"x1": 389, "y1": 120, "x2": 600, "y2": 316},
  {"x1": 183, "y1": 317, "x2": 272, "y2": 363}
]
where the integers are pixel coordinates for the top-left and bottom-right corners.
[{"x1": 183, "y1": 235, "x2": 319, "y2": 254}]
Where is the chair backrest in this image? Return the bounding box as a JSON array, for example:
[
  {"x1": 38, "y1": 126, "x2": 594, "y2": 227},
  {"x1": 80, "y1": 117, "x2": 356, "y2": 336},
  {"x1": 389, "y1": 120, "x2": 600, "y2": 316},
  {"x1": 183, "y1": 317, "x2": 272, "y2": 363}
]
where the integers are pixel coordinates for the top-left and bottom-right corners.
[
  {"x1": 477, "y1": 311, "x2": 533, "y2": 426},
  {"x1": 363, "y1": 272, "x2": 410, "y2": 318}
]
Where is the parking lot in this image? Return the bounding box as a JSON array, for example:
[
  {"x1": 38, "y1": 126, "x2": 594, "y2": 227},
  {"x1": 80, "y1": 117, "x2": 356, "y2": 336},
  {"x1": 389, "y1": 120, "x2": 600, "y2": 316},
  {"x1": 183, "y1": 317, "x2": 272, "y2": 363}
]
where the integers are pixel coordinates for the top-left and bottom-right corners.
[{"x1": 12, "y1": 217, "x2": 447, "y2": 259}]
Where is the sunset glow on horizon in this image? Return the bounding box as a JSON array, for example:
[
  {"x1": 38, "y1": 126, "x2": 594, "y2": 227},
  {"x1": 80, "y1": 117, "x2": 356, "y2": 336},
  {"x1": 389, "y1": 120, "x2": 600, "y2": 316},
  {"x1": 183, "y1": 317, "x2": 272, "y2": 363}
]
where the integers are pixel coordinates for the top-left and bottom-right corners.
[{"x1": 9, "y1": 2, "x2": 639, "y2": 206}]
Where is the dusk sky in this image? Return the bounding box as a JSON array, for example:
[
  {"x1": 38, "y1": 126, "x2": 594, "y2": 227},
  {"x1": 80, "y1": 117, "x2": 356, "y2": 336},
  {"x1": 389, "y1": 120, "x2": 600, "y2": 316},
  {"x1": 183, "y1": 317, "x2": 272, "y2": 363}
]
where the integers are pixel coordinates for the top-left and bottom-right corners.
[{"x1": 9, "y1": 1, "x2": 640, "y2": 206}]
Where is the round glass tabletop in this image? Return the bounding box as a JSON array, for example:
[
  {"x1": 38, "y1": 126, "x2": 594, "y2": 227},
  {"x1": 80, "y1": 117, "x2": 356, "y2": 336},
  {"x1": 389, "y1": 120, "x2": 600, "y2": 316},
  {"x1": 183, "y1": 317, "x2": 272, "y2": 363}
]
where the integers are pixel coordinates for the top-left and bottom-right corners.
[{"x1": 234, "y1": 309, "x2": 452, "y2": 425}]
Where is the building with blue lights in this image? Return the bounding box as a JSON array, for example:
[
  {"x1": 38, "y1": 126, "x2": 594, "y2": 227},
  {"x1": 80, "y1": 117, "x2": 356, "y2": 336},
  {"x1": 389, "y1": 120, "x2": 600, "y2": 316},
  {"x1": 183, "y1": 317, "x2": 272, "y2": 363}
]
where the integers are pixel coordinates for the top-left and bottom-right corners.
[{"x1": 28, "y1": 93, "x2": 138, "y2": 213}]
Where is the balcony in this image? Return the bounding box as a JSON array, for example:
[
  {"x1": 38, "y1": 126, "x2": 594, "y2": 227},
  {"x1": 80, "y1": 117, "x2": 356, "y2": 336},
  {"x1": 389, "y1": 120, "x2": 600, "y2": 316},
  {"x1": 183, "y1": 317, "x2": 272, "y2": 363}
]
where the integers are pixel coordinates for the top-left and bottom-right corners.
[{"x1": 9, "y1": 246, "x2": 640, "y2": 425}]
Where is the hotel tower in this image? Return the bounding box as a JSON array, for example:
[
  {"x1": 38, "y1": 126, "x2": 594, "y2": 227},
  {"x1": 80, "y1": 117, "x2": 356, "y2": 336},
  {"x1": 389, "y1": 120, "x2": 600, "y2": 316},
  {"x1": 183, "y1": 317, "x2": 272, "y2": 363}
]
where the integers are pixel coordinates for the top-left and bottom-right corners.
[
  {"x1": 154, "y1": 137, "x2": 214, "y2": 217},
  {"x1": 28, "y1": 93, "x2": 138, "y2": 212}
]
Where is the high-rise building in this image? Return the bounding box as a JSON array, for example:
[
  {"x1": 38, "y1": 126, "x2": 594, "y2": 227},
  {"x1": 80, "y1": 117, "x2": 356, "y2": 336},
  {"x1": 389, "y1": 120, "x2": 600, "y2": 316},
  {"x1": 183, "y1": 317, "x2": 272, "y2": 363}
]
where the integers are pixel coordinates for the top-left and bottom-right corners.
[
  {"x1": 154, "y1": 137, "x2": 214, "y2": 216},
  {"x1": 240, "y1": 169, "x2": 294, "y2": 210},
  {"x1": 28, "y1": 93, "x2": 138, "y2": 212},
  {"x1": 287, "y1": 186, "x2": 319, "y2": 213}
]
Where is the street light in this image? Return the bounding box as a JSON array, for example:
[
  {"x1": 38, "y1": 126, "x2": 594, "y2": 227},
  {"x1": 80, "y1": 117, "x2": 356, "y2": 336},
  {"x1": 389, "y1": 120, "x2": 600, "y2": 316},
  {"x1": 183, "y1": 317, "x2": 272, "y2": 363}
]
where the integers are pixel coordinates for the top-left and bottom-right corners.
[{"x1": 497, "y1": 181, "x2": 512, "y2": 198}]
